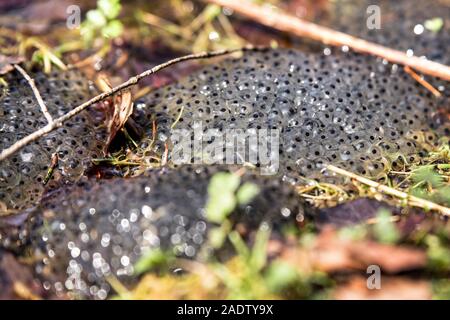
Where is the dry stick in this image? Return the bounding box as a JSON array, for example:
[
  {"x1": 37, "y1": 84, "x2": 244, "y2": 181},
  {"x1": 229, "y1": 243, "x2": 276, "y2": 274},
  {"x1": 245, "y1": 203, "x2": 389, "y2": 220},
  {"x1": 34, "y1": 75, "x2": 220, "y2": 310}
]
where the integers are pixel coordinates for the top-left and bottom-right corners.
[
  {"x1": 404, "y1": 66, "x2": 442, "y2": 98},
  {"x1": 0, "y1": 48, "x2": 247, "y2": 162},
  {"x1": 14, "y1": 64, "x2": 53, "y2": 124},
  {"x1": 205, "y1": 0, "x2": 450, "y2": 81},
  {"x1": 326, "y1": 165, "x2": 450, "y2": 217}
]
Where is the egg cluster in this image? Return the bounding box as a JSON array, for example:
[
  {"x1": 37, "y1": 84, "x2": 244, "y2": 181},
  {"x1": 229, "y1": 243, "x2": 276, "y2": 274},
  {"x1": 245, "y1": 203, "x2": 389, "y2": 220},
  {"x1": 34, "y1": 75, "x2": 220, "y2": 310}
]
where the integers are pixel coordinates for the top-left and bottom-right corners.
[
  {"x1": 326, "y1": 0, "x2": 450, "y2": 66},
  {"x1": 25, "y1": 165, "x2": 304, "y2": 299},
  {"x1": 132, "y1": 48, "x2": 448, "y2": 183},
  {"x1": 0, "y1": 69, "x2": 107, "y2": 211}
]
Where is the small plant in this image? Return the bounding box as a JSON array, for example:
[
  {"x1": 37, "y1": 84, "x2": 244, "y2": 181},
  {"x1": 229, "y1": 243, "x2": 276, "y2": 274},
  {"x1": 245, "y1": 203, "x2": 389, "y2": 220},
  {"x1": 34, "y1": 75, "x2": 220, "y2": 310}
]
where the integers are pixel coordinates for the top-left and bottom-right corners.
[
  {"x1": 205, "y1": 171, "x2": 260, "y2": 248},
  {"x1": 205, "y1": 171, "x2": 260, "y2": 224},
  {"x1": 372, "y1": 209, "x2": 400, "y2": 244},
  {"x1": 81, "y1": 0, "x2": 124, "y2": 45},
  {"x1": 133, "y1": 248, "x2": 174, "y2": 275},
  {"x1": 424, "y1": 17, "x2": 444, "y2": 33},
  {"x1": 410, "y1": 166, "x2": 450, "y2": 207},
  {"x1": 425, "y1": 234, "x2": 450, "y2": 273}
]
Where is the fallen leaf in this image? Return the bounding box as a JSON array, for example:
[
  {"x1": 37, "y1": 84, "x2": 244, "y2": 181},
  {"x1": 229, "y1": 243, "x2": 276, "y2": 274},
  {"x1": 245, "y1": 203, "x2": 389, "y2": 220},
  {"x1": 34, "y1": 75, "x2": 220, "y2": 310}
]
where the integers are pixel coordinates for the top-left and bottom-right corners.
[
  {"x1": 0, "y1": 250, "x2": 43, "y2": 299},
  {"x1": 333, "y1": 276, "x2": 432, "y2": 300},
  {"x1": 96, "y1": 75, "x2": 134, "y2": 152},
  {"x1": 0, "y1": 54, "x2": 24, "y2": 75},
  {"x1": 280, "y1": 227, "x2": 427, "y2": 274}
]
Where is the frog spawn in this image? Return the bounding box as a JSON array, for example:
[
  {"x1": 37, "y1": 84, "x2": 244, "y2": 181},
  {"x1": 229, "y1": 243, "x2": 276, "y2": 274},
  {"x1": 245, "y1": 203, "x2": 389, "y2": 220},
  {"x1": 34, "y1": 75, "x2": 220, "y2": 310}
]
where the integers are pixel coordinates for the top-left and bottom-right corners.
[
  {"x1": 325, "y1": 0, "x2": 450, "y2": 66},
  {"x1": 24, "y1": 165, "x2": 305, "y2": 299},
  {"x1": 0, "y1": 69, "x2": 107, "y2": 211},
  {"x1": 323, "y1": 0, "x2": 450, "y2": 97},
  {"x1": 131, "y1": 48, "x2": 448, "y2": 183}
]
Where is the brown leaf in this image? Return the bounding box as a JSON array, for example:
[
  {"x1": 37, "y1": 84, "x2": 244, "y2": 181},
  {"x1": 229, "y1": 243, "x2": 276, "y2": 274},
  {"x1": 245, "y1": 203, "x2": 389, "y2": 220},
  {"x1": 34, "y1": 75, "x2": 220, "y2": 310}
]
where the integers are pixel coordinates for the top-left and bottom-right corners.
[
  {"x1": 97, "y1": 75, "x2": 134, "y2": 152},
  {"x1": 280, "y1": 227, "x2": 427, "y2": 274},
  {"x1": 0, "y1": 54, "x2": 24, "y2": 75},
  {"x1": 347, "y1": 242, "x2": 427, "y2": 273},
  {"x1": 0, "y1": 250, "x2": 43, "y2": 299},
  {"x1": 333, "y1": 276, "x2": 432, "y2": 300}
]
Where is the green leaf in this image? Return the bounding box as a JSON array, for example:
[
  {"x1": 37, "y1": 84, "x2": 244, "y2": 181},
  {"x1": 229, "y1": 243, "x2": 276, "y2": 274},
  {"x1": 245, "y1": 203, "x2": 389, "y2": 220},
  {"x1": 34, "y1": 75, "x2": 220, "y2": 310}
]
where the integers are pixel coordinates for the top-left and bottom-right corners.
[
  {"x1": 264, "y1": 261, "x2": 298, "y2": 292},
  {"x1": 98, "y1": 0, "x2": 122, "y2": 19},
  {"x1": 208, "y1": 221, "x2": 231, "y2": 249},
  {"x1": 208, "y1": 172, "x2": 240, "y2": 195},
  {"x1": 372, "y1": 209, "x2": 400, "y2": 244},
  {"x1": 250, "y1": 223, "x2": 270, "y2": 271},
  {"x1": 228, "y1": 231, "x2": 250, "y2": 259},
  {"x1": 410, "y1": 187, "x2": 430, "y2": 200},
  {"x1": 236, "y1": 182, "x2": 260, "y2": 205},
  {"x1": 434, "y1": 186, "x2": 450, "y2": 207},
  {"x1": 203, "y1": 4, "x2": 222, "y2": 20},
  {"x1": 426, "y1": 235, "x2": 450, "y2": 271},
  {"x1": 424, "y1": 17, "x2": 444, "y2": 33},
  {"x1": 133, "y1": 249, "x2": 171, "y2": 275},
  {"x1": 206, "y1": 172, "x2": 241, "y2": 223},
  {"x1": 411, "y1": 166, "x2": 443, "y2": 188},
  {"x1": 102, "y1": 20, "x2": 124, "y2": 39},
  {"x1": 206, "y1": 192, "x2": 236, "y2": 224},
  {"x1": 80, "y1": 23, "x2": 95, "y2": 44},
  {"x1": 86, "y1": 9, "x2": 107, "y2": 28}
]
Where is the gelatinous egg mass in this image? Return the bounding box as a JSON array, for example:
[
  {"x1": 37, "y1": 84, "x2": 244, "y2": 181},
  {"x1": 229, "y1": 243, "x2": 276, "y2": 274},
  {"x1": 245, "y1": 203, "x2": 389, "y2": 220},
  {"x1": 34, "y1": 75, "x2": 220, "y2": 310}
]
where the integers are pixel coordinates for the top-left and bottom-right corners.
[
  {"x1": 325, "y1": 0, "x2": 450, "y2": 66},
  {"x1": 0, "y1": 69, "x2": 107, "y2": 211},
  {"x1": 25, "y1": 165, "x2": 305, "y2": 299},
  {"x1": 132, "y1": 48, "x2": 448, "y2": 183}
]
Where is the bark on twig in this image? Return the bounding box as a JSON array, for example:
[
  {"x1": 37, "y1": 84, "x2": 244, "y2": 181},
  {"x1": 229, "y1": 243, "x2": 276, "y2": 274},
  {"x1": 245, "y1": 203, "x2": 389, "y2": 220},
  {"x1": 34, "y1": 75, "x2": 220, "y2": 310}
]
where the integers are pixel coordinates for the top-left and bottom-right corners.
[
  {"x1": 327, "y1": 165, "x2": 450, "y2": 217},
  {"x1": 0, "y1": 47, "x2": 247, "y2": 162},
  {"x1": 14, "y1": 64, "x2": 53, "y2": 123},
  {"x1": 205, "y1": 0, "x2": 450, "y2": 81},
  {"x1": 404, "y1": 66, "x2": 442, "y2": 97}
]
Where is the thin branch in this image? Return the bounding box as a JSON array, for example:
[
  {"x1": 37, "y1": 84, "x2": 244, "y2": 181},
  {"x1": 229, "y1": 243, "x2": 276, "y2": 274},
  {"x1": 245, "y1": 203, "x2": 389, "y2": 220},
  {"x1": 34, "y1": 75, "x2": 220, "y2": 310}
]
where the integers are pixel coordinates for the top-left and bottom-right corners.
[
  {"x1": 14, "y1": 64, "x2": 53, "y2": 123},
  {"x1": 0, "y1": 47, "x2": 248, "y2": 162},
  {"x1": 205, "y1": 0, "x2": 450, "y2": 81},
  {"x1": 404, "y1": 66, "x2": 442, "y2": 97},
  {"x1": 326, "y1": 165, "x2": 450, "y2": 217}
]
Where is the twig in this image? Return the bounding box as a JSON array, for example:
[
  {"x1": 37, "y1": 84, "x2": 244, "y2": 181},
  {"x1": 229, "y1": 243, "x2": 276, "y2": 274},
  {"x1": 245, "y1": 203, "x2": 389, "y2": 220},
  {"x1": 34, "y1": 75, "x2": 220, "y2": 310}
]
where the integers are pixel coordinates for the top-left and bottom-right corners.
[
  {"x1": 205, "y1": 0, "x2": 450, "y2": 81},
  {"x1": 0, "y1": 47, "x2": 248, "y2": 162},
  {"x1": 14, "y1": 64, "x2": 53, "y2": 123},
  {"x1": 366, "y1": 215, "x2": 400, "y2": 225},
  {"x1": 326, "y1": 165, "x2": 450, "y2": 217},
  {"x1": 404, "y1": 66, "x2": 442, "y2": 97},
  {"x1": 161, "y1": 142, "x2": 169, "y2": 166},
  {"x1": 43, "y1": 153, "x2": 59, "y2": 185},
  {"x1": 170, "y1": 105, "x2": 185, "y2": 129}
]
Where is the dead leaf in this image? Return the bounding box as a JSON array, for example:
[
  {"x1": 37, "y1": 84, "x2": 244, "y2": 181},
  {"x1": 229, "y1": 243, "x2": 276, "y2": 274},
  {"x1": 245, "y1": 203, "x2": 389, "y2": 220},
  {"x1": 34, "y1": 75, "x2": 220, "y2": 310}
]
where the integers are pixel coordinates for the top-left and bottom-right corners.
[
  {"x1": 347, "y1": 242, "x2": 427, "y2": 273},
  {"x1": 0, "y1": 250, "x2": 43, "y2": 299},
  {"x1": 96, "y1": 75, "x2": 134, "y2": 152},
  {"x1": 280, "y1": 227, "x2": 427, "y2": 274},
  {"x1": 0, "y1": 54, "x2": 24, "y2": 75},
  {"x1": 333, "y1": 276, "x2": 432, "y2": 300}
]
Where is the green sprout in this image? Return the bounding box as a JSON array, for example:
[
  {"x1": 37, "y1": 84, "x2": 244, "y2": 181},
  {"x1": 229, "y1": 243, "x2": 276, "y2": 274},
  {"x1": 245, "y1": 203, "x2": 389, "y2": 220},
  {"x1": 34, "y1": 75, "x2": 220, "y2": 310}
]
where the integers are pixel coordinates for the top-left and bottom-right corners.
[
  {"x1": 424, "y1": 17, "x2": 444, "y2": 33},
  {"x1": 372, "y1": 209, "x2": 400, "y2": 244},
  {"x1": 133, "y1": 248, "x2": 174, "y2": 275},
  {"x1": 81, "y1": 0, "x2": 124, "y2": 45},
  {"x1": 205, "y1": 172, "x2": 260, "y2": 224},
  {"x1": 410, "y1": 166, "x2": 450, "y2": 207},
  {"x1": 205, "y1": 171, "x2": 260, "y2": 248}
]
